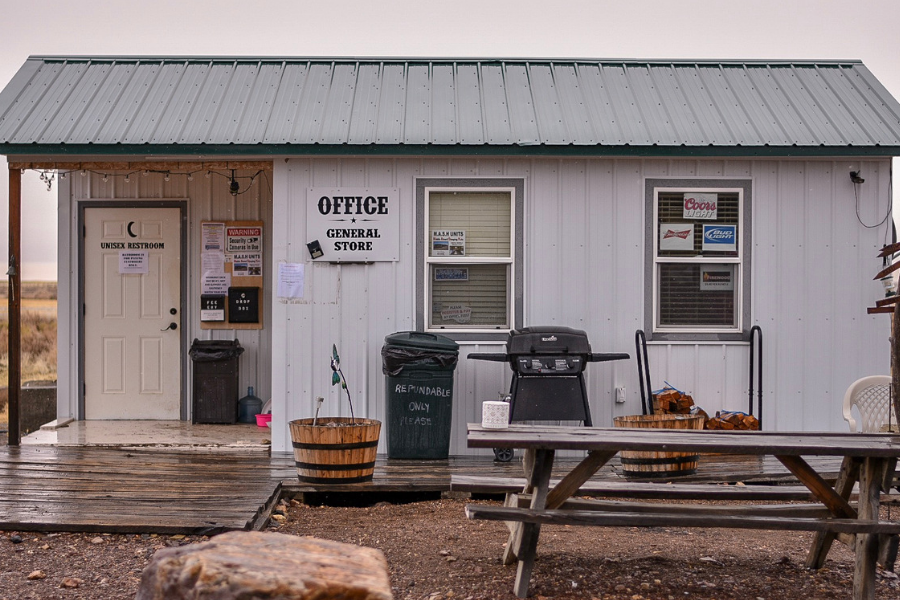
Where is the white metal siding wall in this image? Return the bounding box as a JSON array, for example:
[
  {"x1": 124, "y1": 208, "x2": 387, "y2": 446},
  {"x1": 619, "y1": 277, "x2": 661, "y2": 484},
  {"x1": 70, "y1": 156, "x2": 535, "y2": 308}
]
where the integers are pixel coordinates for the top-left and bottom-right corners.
[
  {"x1": 58, "y1": 169, "x2": 273, "y2": 420},
  {"x1": 268, "y1": 157, "x2": 890, "y2": 455}
]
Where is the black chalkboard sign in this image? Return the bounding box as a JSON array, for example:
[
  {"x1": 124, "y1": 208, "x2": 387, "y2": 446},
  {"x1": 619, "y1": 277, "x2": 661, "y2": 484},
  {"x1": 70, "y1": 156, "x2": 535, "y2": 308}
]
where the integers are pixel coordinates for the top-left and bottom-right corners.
[{"x1": 228, "y1": 287, "x2": 260, "y2": 323}]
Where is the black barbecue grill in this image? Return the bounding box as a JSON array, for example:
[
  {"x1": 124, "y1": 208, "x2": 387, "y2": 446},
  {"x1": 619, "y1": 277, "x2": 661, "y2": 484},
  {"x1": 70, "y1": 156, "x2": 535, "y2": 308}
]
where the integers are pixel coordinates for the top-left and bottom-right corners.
[{"x1": 469, "y1": 326, "x2": 629, "y2": 427}]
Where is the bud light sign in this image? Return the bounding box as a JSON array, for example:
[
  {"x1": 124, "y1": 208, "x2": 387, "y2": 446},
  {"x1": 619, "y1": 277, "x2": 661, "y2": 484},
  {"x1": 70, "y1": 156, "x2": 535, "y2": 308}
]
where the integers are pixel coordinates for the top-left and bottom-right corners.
[
  {"x1": 683, "y1": 193, "x2": 718, "y2": 219},
  {"x1": 702, "y1": 224, "x2": 737, "y2": 252}
]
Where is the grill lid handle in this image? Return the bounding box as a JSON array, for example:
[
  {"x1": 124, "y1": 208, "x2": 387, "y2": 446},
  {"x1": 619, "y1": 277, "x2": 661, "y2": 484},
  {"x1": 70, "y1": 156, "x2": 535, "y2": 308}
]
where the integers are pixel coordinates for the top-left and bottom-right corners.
[
  {"x1": 467, "y1": 353, "x2": 508, "y2": 362},
  {"x1": 587, "y1": 352, "x2": 630, "y2": 363}
]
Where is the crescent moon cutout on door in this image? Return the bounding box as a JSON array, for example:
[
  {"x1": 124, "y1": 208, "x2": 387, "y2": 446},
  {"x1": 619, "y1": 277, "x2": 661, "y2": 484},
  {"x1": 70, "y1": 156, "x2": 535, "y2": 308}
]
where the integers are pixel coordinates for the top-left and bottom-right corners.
[{"x1": 127, "y1": 222, "x2": 137, "y2": 238}]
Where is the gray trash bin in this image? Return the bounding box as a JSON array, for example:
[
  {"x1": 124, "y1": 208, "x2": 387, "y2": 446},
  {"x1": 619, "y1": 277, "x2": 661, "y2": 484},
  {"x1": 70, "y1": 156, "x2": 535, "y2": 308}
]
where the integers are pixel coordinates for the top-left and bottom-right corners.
[{"x1": 382, "y1": 332, "x2": 459, "y2": 459}]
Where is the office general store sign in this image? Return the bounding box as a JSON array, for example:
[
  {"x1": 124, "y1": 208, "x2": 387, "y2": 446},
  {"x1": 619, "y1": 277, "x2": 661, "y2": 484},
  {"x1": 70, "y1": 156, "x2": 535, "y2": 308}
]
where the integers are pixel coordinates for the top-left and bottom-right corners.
[{"x1": 307, "y1": 188, "x2": 400, "y2": 262}]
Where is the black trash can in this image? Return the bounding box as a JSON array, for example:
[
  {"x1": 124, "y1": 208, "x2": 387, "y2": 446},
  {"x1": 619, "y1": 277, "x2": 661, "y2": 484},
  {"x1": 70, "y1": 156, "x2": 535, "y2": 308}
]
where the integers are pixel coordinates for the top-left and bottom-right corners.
[
  {"x1": 190, "y1": 339, "x2": 244, "y2": 424},
  {"x1": 382, "y1": 332, "x2": 459, "y2": 459}
]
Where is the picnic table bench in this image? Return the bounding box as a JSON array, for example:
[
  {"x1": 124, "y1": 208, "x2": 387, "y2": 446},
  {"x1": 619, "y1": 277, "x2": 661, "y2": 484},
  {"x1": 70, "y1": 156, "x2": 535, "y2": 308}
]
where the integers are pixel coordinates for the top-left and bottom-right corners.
[{"x1": 462, "y1": 424, "x2": 900, "y2": 600}]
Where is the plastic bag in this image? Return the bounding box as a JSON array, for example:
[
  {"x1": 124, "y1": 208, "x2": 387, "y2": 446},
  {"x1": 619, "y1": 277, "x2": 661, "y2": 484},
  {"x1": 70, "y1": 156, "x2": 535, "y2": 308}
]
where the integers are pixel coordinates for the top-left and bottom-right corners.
[
  {"x1": 381, "y1": 345, "x2": 458, "y2": 376},
  {"x1": 189, "y1": 339, "x2": 244, "y2": 362}
]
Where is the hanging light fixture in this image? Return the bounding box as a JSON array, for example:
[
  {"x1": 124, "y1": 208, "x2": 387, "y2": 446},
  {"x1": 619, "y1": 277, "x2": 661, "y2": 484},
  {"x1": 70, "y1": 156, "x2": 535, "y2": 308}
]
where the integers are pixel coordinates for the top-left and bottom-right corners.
[{"x1": 229, "y1": 169, "x2": 240, "y2": 196}]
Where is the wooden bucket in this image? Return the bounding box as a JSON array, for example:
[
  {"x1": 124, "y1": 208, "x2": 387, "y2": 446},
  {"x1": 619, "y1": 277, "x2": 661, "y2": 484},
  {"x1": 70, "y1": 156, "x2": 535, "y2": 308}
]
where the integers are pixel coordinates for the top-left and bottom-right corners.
[
  {"x1": 289, "y1": 417, "x2": 381, "y2": 484},
  {"x1": 613, "y1": 414, "x2": 705, "y2": 478}
]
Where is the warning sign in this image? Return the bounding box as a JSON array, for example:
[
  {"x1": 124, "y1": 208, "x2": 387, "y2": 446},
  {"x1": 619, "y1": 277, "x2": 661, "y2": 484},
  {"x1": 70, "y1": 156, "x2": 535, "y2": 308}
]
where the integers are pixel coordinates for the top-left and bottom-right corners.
[{"x1": 226, "y1": 227, "x2": 262, "y2": 253}]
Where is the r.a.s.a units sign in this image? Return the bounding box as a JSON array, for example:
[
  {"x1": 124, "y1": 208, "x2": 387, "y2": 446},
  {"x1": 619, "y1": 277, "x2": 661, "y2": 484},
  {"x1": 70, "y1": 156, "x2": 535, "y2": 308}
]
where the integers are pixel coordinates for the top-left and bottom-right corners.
[{"x1": 307, "y1": 188, "x2": 400, "y2": 262}]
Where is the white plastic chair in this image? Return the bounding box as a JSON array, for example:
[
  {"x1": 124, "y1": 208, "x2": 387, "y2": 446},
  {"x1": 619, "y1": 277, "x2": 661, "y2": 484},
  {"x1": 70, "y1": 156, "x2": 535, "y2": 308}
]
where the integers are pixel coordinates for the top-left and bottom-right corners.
[{"x1": 842, "y1": 376, "x2": 893, "y2": 433}]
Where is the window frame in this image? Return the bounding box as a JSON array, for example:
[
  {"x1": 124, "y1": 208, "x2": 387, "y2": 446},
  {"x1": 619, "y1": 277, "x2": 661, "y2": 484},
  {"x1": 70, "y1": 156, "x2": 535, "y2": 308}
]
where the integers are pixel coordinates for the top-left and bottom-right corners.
[
  {"x1": 415, "y1": 178, "x2": 524, "y2": 341},
  {"x1": 644, "y1": 178, "x2": 752, "y2": 342}
]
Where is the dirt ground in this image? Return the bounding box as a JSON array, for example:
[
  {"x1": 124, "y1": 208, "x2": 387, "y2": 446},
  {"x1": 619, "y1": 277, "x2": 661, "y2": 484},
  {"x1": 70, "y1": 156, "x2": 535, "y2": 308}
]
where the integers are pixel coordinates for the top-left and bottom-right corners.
[{"x1": 0, "y1": 494, "x2": 899, "y2": 600}]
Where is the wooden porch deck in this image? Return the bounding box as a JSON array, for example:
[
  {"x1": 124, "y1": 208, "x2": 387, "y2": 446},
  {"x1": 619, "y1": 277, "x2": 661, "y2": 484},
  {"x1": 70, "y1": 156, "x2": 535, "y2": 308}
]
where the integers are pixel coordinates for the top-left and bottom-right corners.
[{"x1": 0, "y1": 444, "x2": 852, "y2": 535}]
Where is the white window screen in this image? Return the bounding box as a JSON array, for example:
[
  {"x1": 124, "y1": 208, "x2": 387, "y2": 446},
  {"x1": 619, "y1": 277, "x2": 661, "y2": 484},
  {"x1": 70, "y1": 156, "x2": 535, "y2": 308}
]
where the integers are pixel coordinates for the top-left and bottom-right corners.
[
  {"x1": 654, "y1": 190, "x2": 743, "y2": 332},
  {"x1": 429, "y1": 192, "x2": 511, "y2": 257},
  {"x1": 426, "y1": 190, "x2": 513, "y2": 330}
]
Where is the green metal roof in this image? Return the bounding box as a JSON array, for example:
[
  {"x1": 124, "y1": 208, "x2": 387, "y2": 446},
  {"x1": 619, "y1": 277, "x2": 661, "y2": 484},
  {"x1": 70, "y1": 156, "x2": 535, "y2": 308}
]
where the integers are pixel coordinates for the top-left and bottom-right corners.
[{"x1": 1, "y1": 56, "x2": 899, "y2": 157}]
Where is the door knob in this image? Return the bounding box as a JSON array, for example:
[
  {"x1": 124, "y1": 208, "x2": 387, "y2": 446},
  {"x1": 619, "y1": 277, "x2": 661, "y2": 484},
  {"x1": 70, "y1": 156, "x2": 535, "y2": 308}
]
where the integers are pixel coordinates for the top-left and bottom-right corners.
[{"x1": 161, "y1": 322, "x2": 178, "y2": 331}]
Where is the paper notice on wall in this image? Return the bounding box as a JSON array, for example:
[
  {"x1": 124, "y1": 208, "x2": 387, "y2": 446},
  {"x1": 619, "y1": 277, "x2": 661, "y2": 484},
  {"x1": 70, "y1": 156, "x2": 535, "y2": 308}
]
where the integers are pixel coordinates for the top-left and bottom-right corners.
[
  {"x1": 119, "y1": 251, "x2": 149, "y2": 274},
  {"x1": 231, "y1": 252, "x2": 262, "y2": 277},
  {"x1": 202, "y1": 251, "x2": 226, "y2": 277},
  {"x1": 277, "y1": 263, "x2": 305, "y2": 299},
  {"x1": 202, "y1": 222, "x2": 226, "y2": 251},
  {"x1": 202, "y1": 273, "x2": 231, "y2": 295}
]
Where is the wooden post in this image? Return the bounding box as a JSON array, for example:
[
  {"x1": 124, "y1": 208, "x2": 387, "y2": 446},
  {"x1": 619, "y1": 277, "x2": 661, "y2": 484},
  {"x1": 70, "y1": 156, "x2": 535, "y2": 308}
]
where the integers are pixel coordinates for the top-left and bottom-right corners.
[
  {"x1": 893, "y1": 300, "x2": 900, "y2": 428},
  {"x1": 854, "y1": 458, "x2": 884, "y2": 600},
  {"x1": 7, "y1": 167, "x2": 20, "y2": 446}
]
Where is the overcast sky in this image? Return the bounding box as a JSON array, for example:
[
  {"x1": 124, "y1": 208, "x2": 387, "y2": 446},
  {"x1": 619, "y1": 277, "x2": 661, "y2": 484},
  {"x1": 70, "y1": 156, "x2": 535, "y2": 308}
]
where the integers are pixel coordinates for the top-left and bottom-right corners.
[{"x1": 1, "y1": 0, "x2": 899, "y2": 280}]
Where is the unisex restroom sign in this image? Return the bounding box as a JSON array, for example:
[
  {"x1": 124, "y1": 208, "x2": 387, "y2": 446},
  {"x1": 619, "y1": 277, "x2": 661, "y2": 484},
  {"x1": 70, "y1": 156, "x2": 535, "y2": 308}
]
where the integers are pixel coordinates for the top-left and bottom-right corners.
[{"x1": 307, "y1": 188, "x2": 400, "y2": 262}]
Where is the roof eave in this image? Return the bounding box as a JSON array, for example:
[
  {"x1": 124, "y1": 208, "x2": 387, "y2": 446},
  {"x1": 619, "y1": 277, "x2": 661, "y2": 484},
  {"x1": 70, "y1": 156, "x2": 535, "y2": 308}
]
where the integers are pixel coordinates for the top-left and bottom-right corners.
[{"x1": 2, "y1": 143, "x2": 899, "y2": 160}]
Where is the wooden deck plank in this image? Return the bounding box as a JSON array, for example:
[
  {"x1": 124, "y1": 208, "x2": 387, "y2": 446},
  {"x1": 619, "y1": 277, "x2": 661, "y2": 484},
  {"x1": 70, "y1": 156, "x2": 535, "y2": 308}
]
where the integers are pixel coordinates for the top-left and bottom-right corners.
[
  {"x1": 0, "y1": 446, "x2": 280, "y2": 534},
  {"x1": 0, "y1": 445, "x2": 868, "y2": 534}
]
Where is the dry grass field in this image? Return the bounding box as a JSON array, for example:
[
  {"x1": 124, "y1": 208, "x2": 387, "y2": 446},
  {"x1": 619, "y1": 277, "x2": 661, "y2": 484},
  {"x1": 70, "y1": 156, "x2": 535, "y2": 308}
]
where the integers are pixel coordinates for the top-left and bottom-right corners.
[{"x1": 0, "y1": 282, "x2": 58, "y2": 426}]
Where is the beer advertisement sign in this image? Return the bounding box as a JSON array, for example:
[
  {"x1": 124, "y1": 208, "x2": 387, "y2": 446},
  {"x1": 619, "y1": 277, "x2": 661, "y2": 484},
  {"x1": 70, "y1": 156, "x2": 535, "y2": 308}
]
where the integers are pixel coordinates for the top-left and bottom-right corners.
[
  {"x1": 683, "y1": 193, "x2": 718, "y2": 220},
  {"x1": 700, "y1": 265, "x2": 735, "y2": 291},
  {"x1": 702, "y1": 224, "x2": 737, "y2": 252},
  {"x1": 659, "y1": 223, "x2": 695, "y2": 251}
]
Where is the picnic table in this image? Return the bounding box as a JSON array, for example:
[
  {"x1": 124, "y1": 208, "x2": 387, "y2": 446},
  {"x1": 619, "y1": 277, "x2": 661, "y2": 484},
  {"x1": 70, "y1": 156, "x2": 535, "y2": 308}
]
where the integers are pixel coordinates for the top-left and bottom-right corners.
[{"x1": 462, "y1": 424, "x2": 900, "y2": 600}]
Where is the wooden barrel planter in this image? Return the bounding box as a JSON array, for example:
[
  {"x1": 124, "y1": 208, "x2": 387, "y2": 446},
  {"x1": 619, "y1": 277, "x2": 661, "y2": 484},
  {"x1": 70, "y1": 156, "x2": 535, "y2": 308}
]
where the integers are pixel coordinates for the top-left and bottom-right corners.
[
  {"x1": 289, "y1": 417, "x2": 381, "y2": 484},
  {"x1": 613, "y1": 414, "x2": 705, "y2": 478}
]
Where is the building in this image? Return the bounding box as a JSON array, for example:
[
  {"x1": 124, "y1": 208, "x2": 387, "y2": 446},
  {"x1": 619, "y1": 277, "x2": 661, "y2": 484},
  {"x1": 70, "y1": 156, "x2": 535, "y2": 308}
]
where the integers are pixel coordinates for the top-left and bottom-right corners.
[{"x1": 0, "y1": 57, "x2": 898, "y2": 454}]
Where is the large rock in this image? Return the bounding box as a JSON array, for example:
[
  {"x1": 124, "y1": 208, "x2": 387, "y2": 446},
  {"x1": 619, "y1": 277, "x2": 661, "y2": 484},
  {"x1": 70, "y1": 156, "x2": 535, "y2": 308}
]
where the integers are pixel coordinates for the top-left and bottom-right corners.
[{"x1": 136, "y1": 531, "x2": 392, "y2": 600}]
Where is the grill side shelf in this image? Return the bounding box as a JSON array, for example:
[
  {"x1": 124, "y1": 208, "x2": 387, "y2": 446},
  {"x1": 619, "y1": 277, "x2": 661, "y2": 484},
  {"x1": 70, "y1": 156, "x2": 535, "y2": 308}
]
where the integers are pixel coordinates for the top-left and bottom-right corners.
[{"x1": 587, "y1": 353, "x2": 630, "y2": 363}]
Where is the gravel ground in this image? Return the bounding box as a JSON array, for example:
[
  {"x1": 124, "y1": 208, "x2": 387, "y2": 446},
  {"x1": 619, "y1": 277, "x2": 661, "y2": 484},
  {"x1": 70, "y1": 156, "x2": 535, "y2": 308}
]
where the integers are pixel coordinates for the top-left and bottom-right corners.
[{"x1": 1, "y1": 495, "x2": 899, "y2": 599}]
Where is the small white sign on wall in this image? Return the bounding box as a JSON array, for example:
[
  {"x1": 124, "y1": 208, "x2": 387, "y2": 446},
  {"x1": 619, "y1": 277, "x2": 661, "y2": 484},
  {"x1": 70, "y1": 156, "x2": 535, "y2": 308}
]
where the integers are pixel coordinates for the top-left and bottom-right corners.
[
  {"x1": 119, "y1": 251, "x2": 149, "y2": 274},
  {"x1": 277, "y1": 262, "x2": 305, "y2": 299},
  {"x1": 202, "y1": 273, "x2": 231, "y2": 295},
  {"x1": 307, "y1": 188, "x2": 400, "y2": 262}
]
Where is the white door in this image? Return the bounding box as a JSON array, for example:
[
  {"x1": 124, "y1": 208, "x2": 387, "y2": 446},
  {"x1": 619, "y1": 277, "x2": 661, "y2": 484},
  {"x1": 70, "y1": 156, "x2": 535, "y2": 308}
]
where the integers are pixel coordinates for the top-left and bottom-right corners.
[{"x1": 83, "y1": 207, "x2": 182, "y2": 419}]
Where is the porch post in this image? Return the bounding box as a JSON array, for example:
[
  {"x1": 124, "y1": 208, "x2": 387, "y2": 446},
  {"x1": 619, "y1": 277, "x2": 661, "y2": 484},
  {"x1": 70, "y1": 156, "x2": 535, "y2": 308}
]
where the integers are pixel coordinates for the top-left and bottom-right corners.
[
  {"x1": 7, "y1": 167, "x2": 20, "y2": 446},
  {"x1": 893, "y1": 299, "x2": 900, "y2": 427}
]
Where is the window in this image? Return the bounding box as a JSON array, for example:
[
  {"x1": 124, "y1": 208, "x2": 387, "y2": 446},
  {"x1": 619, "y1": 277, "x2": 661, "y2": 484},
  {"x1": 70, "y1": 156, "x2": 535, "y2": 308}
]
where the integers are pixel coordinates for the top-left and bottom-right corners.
[
  {"x1": 416, "y1": 178, "x2": 524, "y2": 339},
  {"x1": 645, "y1": 179, "x2": 751, "y2": 341}
]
